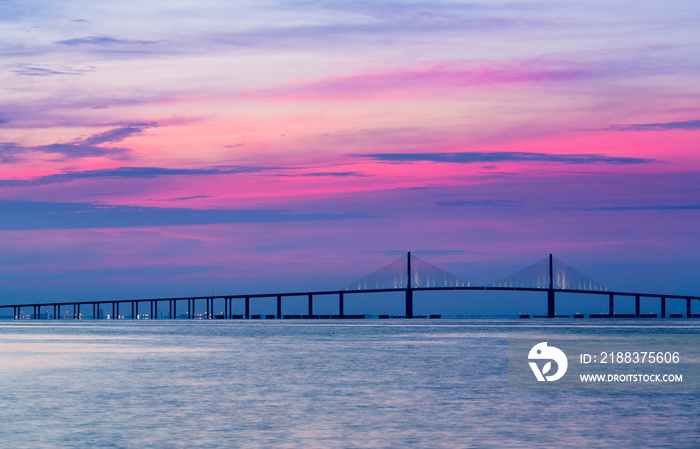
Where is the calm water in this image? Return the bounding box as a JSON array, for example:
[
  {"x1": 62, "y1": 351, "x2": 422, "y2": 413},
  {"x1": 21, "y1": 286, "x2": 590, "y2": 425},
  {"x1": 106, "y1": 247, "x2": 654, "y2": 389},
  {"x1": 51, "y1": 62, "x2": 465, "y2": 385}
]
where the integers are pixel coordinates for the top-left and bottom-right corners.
[{"x1": 0, "y1": 319, "x2": 698, "y2": 448}]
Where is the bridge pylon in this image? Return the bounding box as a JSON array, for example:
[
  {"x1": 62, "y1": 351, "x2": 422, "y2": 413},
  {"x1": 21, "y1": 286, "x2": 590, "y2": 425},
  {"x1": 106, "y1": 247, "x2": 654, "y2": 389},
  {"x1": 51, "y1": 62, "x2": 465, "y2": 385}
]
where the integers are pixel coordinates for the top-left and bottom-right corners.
[{"x1": 406, "y1": 251, "x2": 413, "y2": 318}]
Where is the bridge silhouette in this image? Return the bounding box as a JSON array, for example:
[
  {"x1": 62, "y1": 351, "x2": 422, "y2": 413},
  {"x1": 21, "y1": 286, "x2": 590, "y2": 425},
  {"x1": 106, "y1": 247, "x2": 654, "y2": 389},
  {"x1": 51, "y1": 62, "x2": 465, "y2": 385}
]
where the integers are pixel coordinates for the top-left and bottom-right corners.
[{"x1": 4, "y1": 252, "x2": 699, "y2": 320}]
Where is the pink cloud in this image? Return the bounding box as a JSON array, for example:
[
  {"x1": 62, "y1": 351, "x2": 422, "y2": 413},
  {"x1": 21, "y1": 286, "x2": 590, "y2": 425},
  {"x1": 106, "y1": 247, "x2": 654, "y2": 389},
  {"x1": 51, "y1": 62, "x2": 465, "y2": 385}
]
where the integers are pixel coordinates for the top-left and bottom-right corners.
[{"x1": 241, "y1": 60, "x2": 591, "y2": 102}]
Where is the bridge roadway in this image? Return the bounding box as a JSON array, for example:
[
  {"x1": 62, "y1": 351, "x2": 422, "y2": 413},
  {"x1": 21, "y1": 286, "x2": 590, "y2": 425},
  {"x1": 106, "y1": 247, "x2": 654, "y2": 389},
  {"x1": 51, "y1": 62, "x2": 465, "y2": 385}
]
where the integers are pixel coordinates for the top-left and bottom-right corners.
[{"x1": 3, "y1": 286, "x2": 700, "y2": 320}]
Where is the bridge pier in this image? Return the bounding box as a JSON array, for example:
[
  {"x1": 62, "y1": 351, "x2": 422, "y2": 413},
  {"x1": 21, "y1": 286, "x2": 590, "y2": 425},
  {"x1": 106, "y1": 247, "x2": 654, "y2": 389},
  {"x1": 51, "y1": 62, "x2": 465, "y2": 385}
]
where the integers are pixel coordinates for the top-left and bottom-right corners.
[
  {"x1": 245, "y1": 297, "x2": 250, "y2": 319},
  {"x1": 609, "y1": 293, "x2": 614, "y2": 316},
  {"x1": 635, "y1": 295, "x2": 640, "y2": 318},
  {"x1": 339, "y1": 293, "x2": 344, "y2": 316},
  {"x1": 547, "y1": 254, "x2": 555, "y2": 318},
  {"x1": 687, "y1": 298, "x2": 692, "y2": 318},
  {"x1": 277, "y1": 295, "x2": 282, "y2": 319},
  {"x1": 661, "y1": 296, "x2": 666, "y2": 318},
  {"x1": 308, "y1": 294, "x2": 313, "y2": 316},
  {"x1": 547, "y1": 289, "x2": 555, "y2": 318}
]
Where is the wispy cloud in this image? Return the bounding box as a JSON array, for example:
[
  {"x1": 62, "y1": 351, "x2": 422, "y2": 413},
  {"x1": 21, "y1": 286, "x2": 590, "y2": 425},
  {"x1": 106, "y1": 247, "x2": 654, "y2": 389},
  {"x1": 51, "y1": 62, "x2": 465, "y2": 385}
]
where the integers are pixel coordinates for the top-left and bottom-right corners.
[
  {"x1": 606, "y1": 119, "x2": 700, "y2": 132},
  {"x1": 0, "y1": 165, "x2": 268, "y2": 187},
  {"x1": 0, "y1": 164, "x2": 367, "y2": 187},
  {"x1": 0, "y1": 200, "x2": 363, "y2": 230},
  {"x1": 82, "y1": 123, "x2": 154, "y2": 145},
  {"x1": 12, "y1": 64, "x2": 86, "y2": 76},
  {"x1": 364, "y1": 249, "x2": 473, "y2": 256},
  {"x1": 554, "y1": 204, "x2": 700, "y2": 212},
  {"x1": 351, "y1": 152, "x2": 656, "y2": 165},
  {"x1": 437, "y1": 200, "x2": 521, "y2": 207},
  {"x1": 161, "y1": 195, "x2": 213, "y2": 202},
  {"x1": 0, "y1": 123, "x2": 155, "y2": 163},
  {"x1": 210, "y1": 1, "x2": 530, "y2": 49},
  {"x1": 247, "y1": 61, "x2": 589, "y2": 101},
  {"x1": 275, "y1": 171, "x2": 369, "y2": 177},
  {"x1": 57, "y1": 35, "x2": 158, "y2": 46}
]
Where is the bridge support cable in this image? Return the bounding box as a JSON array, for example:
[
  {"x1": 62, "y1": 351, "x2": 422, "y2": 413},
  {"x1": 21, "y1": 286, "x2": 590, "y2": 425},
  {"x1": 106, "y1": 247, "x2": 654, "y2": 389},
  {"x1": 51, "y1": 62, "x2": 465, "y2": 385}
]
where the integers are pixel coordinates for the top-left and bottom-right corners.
[
  {"x1": 495, "y1": 253, "x2": 609, "y2": 317},
  {"x1": 343, "y1": 252, "x2": 470, "y2": 292},
  {"x1": 342, "y1": 251, "x2": 469, "y2": 317},
  {"x1": 494, "y1": 255, "x2": 608, "y2": 292}
]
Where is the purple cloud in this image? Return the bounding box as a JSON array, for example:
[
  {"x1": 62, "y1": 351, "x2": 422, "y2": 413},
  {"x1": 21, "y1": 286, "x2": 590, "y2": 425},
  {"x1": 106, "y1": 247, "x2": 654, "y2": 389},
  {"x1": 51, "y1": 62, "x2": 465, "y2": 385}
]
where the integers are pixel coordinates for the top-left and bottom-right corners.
[
  {"x1": 553, "y1": 205, "x2": 700, "y2": 212},
  {"x1": 0, "y1": 200, "x2": 364, "y2": 230},
  {"x1": 608, "y1": 119, "x2": 700, "y2": 131},
  {"x1": 437, "y1": 200, "x2": 522, "y2": 207},
  {"x1": 0, "y1": 123, "x2": 156, "y2": 163},
  {"x1": 274, "y1": 171, "x2": 369, "y2": 178},
  {"x1": 0, "y1": 165, "x2": 269, "y2": 187},
  {"x1": 351, "y1": 152, "x2": 656, "y2": 165},
  {"x1": 82, "y1": 123, "x2": 155, "y2": 145},
  {"x1": 57, "y1": 35, "x2": 158, "y2": 46},
  {"x1": 12, "y1": 65, "x2": 83, "y2": 76}
]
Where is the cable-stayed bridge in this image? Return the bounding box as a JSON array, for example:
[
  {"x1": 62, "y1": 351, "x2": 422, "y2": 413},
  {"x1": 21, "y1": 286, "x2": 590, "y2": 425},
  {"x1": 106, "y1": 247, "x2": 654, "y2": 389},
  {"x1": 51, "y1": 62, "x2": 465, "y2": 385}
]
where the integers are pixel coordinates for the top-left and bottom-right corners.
[{"x1": 3, "y1": 252, "x2": 699, "y2": 320}]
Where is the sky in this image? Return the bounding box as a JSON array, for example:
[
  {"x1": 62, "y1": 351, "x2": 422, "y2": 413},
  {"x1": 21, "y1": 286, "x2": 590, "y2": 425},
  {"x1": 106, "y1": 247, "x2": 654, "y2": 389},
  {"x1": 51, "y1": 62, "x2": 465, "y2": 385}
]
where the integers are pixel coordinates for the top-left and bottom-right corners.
[{"x1": 1, "y1": 0, "x2": 699, "y2": 315}]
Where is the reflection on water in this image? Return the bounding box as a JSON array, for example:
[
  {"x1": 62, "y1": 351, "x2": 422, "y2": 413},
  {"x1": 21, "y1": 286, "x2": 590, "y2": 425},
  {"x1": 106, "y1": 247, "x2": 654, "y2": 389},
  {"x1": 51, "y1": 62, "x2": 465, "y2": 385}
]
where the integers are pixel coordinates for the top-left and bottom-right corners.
[{"x1": 0, "y1": 320, "x2": 698, "y2": 448}]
